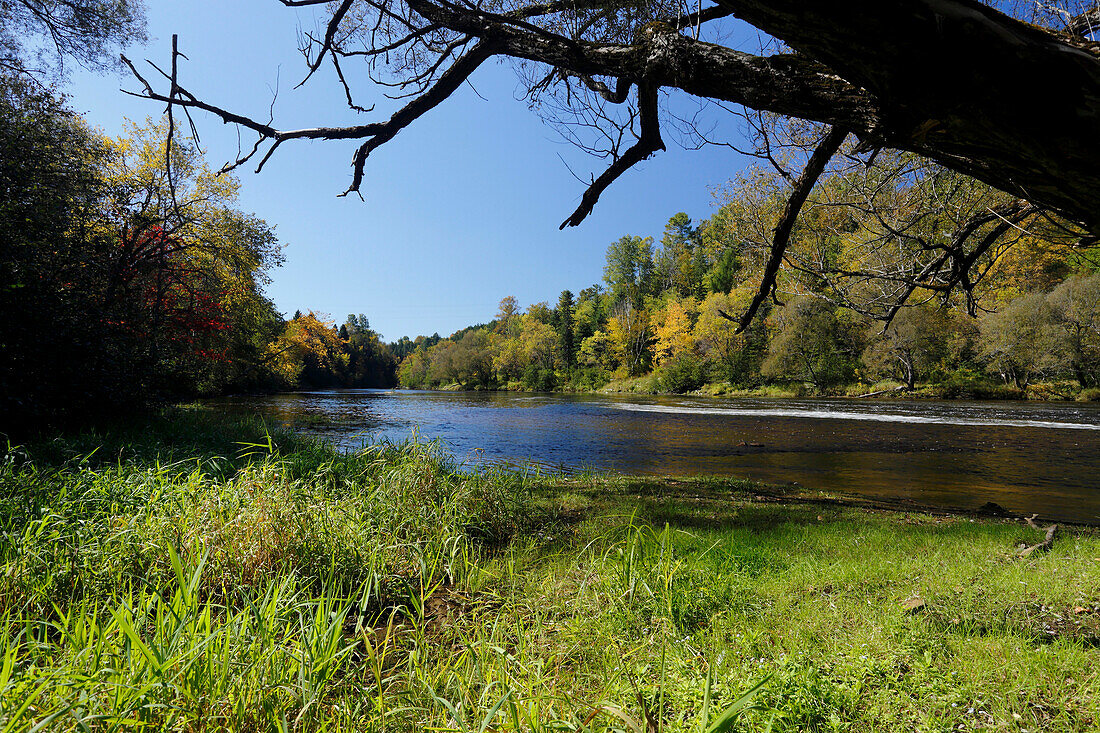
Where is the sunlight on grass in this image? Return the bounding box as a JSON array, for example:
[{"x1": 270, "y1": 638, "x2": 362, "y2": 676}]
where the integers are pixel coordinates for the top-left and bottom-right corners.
[{"x1": 1, "y1": 409, "x2": 1097, "y2": 730}]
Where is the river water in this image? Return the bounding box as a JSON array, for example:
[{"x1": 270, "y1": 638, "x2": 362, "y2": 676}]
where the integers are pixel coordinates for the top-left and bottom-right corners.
[{"x1": 209, "y1": 390, "x2": 1100, "y2": 524}]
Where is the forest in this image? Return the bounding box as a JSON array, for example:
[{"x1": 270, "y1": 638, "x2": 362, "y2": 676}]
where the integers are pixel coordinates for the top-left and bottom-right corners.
[
  {"x1": 8, "y1": 64, "x2": 1099, "y2": 434},
  {"x1": 395, "y1": 158, "x2": 1100, "y2": 400},
  {"x1": 4, "y1": 1, "x2": 1100, "y2": 731},
  {"x1": 0, "y1": 77, "x2": 396, "y2": 430}
]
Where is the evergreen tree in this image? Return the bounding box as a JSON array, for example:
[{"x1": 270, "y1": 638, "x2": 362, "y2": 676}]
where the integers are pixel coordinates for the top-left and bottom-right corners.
[{"x1": 555, "y1": 290, "x2": 576, "y2": 368}]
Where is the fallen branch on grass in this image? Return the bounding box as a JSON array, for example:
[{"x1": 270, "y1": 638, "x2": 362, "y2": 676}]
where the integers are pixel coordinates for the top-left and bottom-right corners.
[{"x1": 1019, "y1": 514, "x2": 1058, "y2": 558}]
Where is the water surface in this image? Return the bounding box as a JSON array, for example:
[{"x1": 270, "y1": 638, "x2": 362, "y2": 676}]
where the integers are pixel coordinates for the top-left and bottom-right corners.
[{"x1": 209, "y1": 390, "x2": 1100, "y2": 523}]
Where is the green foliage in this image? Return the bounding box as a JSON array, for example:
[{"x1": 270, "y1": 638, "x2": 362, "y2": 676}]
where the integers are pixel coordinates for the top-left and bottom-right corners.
[
  {"x1": 762, "y1": 297, "x2": 865, "y2": 391},
  {"x1": 655, "y1": 352, "x2": 707, "y2": 393},
  {"x1": 2, "y1": 413, "x2": 1099, "y2": 730},
  {"x1": 979, "y1": 292, "x2": 1057, "y2": 389},
  {"x1": 0, "y1": 0, "x2": 145, "y2": 81},
  {"x1": 706, "y1": 248, "x2": 740, "y2": 295},
  {"x1": 555, "y1": 289, "x2": 576, "y2": 368},
  {"x1": 604, "y1": 234, "x2": 656, "y2": 304},
  {"x1": 522, "y1": 365, "x2": 557, "y2": 392}
]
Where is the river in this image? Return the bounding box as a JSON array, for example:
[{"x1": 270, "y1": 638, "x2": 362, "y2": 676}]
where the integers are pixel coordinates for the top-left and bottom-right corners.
[{"x1": 209, "y1": 390, "x2": 1100, "y2": 524}]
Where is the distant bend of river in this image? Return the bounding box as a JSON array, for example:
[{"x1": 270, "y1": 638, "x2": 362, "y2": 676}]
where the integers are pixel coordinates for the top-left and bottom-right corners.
[{"x1": 208, "y1": 390, "x2": 1100, "y2": 524}]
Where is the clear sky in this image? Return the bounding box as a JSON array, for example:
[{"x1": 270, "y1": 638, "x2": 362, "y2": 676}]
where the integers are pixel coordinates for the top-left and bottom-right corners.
[{"x1": 66, "y1": 0, "x2": 754, "y2": 341}]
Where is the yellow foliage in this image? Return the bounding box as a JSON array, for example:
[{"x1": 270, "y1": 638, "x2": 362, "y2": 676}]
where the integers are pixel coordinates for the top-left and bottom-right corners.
[{"x1": 653, "y1": 298, "x2": 696, "y2": 365}]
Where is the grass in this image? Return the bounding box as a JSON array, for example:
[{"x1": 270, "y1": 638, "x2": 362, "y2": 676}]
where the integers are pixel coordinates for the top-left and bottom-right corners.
[{"x1": 2, "y1": 409, "x2": 1098, "y2": 731}]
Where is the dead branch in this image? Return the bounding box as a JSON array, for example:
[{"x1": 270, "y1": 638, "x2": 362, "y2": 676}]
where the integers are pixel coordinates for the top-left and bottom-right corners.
[
  {"x1": 1019, "y1": 514, "x2": 1059, "y2": 557},
  {"x1": 559, "y1": 82, "x2": 663, "y2": 228}
]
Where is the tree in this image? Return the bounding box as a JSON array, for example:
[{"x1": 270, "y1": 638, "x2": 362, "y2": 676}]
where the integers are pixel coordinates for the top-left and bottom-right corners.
[
  {"x1": 554, "y1": 289, "x2": 576, "y2": 368},
  {"x1": 694, "y1": 289, "x2": 757, "y2": 383},
  {"x1": 607, "y1": 299, "x2": 650, "y2": 376},
  {"x1": 344, "y1": 313, "x2": 398, "y2": 386},
  {"x1": 1045, "y1": 274, "x2": 1100, "y2": 386},
  {"x1": 452, "y1": 328, "x2": 496, "y2": 387},
  {"x1": 860, "y1": 306, "x2": 952, "y2": 389},
  {"x1": 577, "y1": 330, "x2": 616, "y2": 371},
  {"x1": 124, "y1": 0, "x2": 1100, "y2": 243},
  {"x1": 655, "y1": 213, "x2": 705, "y2": 297},
  {"x1": 397, "y1": 346, "x2": 430, "y2": 387},
  {"x1": 268, "y1": 312, "x2": 348, "y2": 388},
  {"x1": 603, "y1": 235, "x2": 655, "y2": 305},
  {"x1": 526, "y1": 301, "x2": 554, "y2": 325},
  {"x1": 0, "y1": 74, "x2": 117, "y2": 423},
  {"x1": 762, "y1": 296, "x2": 865, "y2": 390},
  {"x1": 979, "y1": 293, "x2": 1057, "y2": 389},
  {"x1": 100, "y1": 119, "x2": 285, "y2": 395},
  {"x1": 652, "y1": 297, "x2": 696, "y2": 366},
  {"x1": 495, "y1": 295, "x2": 519, "y2": 331},
  {"x1": 707, "y1": 248, "x2": 740, "y2": 296},
  {"x1": 572, "y1": 284, "x2": 606, "y2": 346},
  {"x1": 2, "y1": 0, "x2": 145, "y2": 80}
]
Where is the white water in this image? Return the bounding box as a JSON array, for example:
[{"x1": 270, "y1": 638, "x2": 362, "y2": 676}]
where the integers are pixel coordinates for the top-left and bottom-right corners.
[{"x1": 606, "y1": 401, "x2": 1100, "y2": 431}]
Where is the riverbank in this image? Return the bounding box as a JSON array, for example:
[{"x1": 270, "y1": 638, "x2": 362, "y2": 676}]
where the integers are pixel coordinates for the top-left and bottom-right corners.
[
  {"x1": 419, "y1": 376, "x2": 1100, "y2": 402},
  {"x1": 2, "y1": 409, "x2": 1098, "y2": 730}
]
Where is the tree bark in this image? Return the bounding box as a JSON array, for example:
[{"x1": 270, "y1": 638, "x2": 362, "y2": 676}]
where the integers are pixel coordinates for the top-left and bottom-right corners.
[{"x1": 712, "y1": 0, "x2": 1100, "y2": 232}]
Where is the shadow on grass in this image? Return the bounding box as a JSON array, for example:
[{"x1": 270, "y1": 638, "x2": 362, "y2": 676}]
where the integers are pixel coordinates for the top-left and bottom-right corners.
[{"x1": 12, "y1": 406, "x2": 311, "y2": 475}]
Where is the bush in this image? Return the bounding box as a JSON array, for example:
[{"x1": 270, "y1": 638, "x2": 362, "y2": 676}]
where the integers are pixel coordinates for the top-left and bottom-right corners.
[
  {"x1": 566, "y1": 366, "x2": 610, "y2": 392},
  {"x1": 1078, "y1": 387, "x2": 1100, "y2": 402},
  {"x1": 522, "y1": 364, "x2": 557, "y2": 392},
  {"x1": 655, "y1": 353, "x2": 707, "y2": 393},
  {"x1": 1024, "y1": 381, "x2": 1078, "y2": 401}
]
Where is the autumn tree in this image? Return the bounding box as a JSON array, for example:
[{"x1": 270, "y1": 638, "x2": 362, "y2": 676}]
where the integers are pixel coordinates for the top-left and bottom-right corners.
[
  {"x1": 124, "y1": 0, "x2": 1100, "y2": 332},
  {"x1": 100, "y1": 119, "x2": 284, "y2": 395},
  {"x1": 495, "y1": 295, "x2": 519, "y2": 332},
  {"x1": 265, "y1": 312, "x2": 346, "y2": 387},
  {"x1": 694, "y1": 289, "x2": 761, "y2": 383},
  {"x1": 608, "y1": 299, "x2": 650, "y2": 376},
  {"x1": 652, "y1": 297, "x2": 696, "y2": 366}
]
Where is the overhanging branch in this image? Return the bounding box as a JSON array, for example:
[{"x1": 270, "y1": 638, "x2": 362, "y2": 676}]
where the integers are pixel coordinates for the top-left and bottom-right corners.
[{"x1": 720, "y1": 125, "x2": 849, "y2": 332}]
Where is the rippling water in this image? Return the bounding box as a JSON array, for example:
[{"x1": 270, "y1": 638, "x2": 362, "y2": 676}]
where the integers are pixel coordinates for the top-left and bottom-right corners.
[{"x1": 208, "y1": 390, "x2": 1100, "y2": 523}]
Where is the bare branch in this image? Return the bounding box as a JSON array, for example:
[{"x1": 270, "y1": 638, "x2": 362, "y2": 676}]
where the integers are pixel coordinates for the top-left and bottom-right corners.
[
  {"x1": 720, "y1": 125, "x2": 848, "y2": 332},
  {"x1": 560, "y1": 81, "x2": 664, "y2": 228}
]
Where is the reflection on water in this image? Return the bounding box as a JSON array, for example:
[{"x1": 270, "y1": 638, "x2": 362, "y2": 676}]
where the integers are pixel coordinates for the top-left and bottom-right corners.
[{"x1": 208, "y1": 390, "x2": 1100, "y2": 524}]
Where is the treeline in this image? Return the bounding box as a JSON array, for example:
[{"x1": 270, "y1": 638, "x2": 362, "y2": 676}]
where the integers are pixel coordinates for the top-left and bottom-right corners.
[
  {"x1": 0, "y1": 77, "x2": 393, "y2": 428},
  {"x1": 396, "y1": 201, "x2": 1100, "y2": 398},
  {"x1": 267, "y1": 312, "x2": 397, "y2": 390}
]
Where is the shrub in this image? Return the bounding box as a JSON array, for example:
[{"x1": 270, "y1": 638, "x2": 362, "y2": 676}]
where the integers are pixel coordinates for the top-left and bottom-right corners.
[
  {"x1": 1078, "y1": 387, "x2": 1100, "y2": 402},
  {"x1": 655, "y1": 353, "x2": 707, "y2": 393}
]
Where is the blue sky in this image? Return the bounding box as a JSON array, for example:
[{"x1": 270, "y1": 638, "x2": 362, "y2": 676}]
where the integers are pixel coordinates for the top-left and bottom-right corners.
[{"x1": 67, "y1": 0, "x2": 754, "y2": 341}]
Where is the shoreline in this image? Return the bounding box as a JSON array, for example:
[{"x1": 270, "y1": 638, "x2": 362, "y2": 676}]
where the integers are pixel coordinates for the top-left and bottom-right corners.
[
  {"x1": 379, "y1": 380, "x2": 1100, "y2": 403},
  {"x1": 6, "y1": 411, "x2": 1099, "y2": 730}
]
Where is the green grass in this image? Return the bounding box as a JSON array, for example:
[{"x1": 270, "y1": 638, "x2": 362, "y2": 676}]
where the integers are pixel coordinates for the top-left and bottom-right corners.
[{"x1": 2, "y1": 409, "x2": 1098, "y2": 731}]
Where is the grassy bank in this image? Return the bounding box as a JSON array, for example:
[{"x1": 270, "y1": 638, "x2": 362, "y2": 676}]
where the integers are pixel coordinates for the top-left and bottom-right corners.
[
  {"x1": 2, "y1": 410, "x2": 1098, "y2": 731},
  {"x1": 598, "y1": 376, "x2": 1100, "y2": 402}
]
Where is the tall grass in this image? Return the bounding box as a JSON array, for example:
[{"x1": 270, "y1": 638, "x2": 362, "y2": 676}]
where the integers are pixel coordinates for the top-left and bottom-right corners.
[{"x1": 2, "y1": 409, "x2": 1097, "y2": 730}]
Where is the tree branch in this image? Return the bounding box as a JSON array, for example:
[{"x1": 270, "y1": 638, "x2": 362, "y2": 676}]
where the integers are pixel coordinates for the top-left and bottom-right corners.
[
  {"x1": 721, "y1": 126, "x2": 848, "y2": 332},
  {"x1": 560, "y1": 81, "x2": 664, "y2": 228}
]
